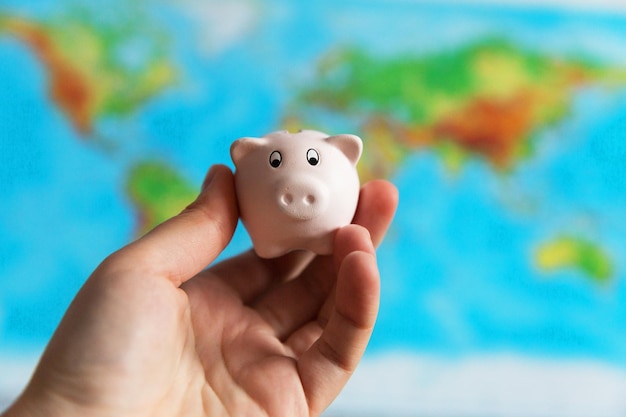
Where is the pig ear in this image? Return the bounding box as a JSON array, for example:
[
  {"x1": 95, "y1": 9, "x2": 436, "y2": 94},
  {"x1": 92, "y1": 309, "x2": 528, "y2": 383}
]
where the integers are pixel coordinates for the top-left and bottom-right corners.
[
  {"x1": 230, "y1": 137, "x2": 266, "y2": 166},
  {"x1": 325, "y1": 134, "x2": 363, "y2": 166}
]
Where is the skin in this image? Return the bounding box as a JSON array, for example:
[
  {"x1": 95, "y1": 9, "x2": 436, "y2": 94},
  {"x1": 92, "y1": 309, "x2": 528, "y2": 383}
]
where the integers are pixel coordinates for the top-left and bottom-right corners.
[{"x1": 3, "y1": 164, "x2": 398, "y2": 417}]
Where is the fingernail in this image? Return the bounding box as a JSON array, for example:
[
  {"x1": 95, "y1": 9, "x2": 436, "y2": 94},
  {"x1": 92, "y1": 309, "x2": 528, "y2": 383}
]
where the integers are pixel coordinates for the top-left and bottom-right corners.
[{"x1": 201, "y1": 166, "x2": 218, "y2": 192}]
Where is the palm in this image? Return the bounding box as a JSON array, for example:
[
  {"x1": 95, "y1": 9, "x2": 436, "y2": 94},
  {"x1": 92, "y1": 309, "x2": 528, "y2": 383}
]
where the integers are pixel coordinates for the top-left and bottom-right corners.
[
  {"x1": 186, "y1": 268, "x2": 309, "y2": 416},
  {"x1": 181, "y1": 250, "x2": 333, "y2": 416}
]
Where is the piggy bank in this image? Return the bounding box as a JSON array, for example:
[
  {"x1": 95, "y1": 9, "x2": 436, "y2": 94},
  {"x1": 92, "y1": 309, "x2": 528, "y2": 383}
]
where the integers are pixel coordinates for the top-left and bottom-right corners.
[{"x1": 231, "y1": 130, "x2": 362, "y2": 258}]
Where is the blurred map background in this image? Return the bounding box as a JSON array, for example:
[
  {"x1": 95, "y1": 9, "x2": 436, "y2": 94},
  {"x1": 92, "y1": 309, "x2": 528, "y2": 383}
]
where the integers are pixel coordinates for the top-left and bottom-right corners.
[{"x1": 1, "y1": 0, "x2": 626, "y2": 415}]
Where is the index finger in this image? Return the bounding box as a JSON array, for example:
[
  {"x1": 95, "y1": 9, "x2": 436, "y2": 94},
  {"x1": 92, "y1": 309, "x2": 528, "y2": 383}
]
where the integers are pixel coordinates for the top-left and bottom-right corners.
[
  {"x1": 352, "y1": 179, "x2": 399, "y2": 248},
  {"x1": 297, "y1": 232, "x2": 380, "y2": 415}
]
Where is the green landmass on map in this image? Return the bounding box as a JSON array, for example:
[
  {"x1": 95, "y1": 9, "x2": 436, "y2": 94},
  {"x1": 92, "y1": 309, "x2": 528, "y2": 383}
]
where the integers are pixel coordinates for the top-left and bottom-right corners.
[
  {"x1": 534, "y1": 235, "x2": 614, "y2": 283},
  {"x1": 288, "y1": 38, "x2": 626, "y2": 181},
  {"x1": 0, "y1": 9, "x2": 177, "y2": 135},
  {"x1": 284, "y1": 37, "x2": 623, "y2": 283},
  {"x1": 0, "y1": 9, "x2": 186, "y2": 236},
  {"x1": 126, "y1": 161, "x2": 198, "y2": 235}
]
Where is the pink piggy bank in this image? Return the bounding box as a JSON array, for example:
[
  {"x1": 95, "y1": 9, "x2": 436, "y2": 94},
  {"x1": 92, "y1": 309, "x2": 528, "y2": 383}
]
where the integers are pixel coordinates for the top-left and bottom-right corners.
[{"x1": 231, "y1": 130, "x2": 362, "y2": 258}]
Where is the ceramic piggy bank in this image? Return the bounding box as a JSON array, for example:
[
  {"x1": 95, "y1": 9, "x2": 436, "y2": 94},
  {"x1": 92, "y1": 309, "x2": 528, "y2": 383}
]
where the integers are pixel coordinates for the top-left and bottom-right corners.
[{"x1": 231, "y1": 130, "x2": 362, "y2": 258}]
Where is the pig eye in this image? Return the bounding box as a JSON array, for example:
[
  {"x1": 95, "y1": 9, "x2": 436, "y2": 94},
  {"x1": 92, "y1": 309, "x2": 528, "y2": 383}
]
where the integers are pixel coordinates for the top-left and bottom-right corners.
[
  {"x1": 269, "y1": 150, "x2": 282, "y2": 168},
  {"x1": 306, "y1": 149, "x2": 320, "y2": 166}
]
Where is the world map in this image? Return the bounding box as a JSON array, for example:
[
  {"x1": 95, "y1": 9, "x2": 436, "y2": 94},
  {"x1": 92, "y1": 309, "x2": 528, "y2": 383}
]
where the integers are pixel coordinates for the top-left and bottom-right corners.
[{"x1": 1, "y1": 1, "x2": 626, "y2": 415}]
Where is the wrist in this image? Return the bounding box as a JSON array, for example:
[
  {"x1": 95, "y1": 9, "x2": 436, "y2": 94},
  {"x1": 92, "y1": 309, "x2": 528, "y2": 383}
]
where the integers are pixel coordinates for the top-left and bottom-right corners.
[
  {"x1": 3, "y1": 394, "x2": 40, "y2": 417},
  {"x1": 2, "y1": 384, "x2": 81, "y2": 417}
]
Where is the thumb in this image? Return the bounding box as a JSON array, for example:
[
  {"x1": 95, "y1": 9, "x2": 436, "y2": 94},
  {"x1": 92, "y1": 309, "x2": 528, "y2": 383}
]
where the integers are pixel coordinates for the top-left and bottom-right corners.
[{"x1": 110, "y1": 164, "x2": 239, "y2": 286}]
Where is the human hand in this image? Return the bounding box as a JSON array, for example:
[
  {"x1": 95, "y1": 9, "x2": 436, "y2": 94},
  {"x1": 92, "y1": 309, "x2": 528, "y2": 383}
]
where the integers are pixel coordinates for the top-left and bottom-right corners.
[{"x1": 4, "y1": 164, "x2": 398, "y2": 417}]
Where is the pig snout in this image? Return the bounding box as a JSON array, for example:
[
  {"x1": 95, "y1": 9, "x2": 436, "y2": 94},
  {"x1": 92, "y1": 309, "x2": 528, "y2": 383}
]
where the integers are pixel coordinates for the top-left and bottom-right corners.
[{"x1": 275, "y1": 175, "x2": 329, "y2": 221}]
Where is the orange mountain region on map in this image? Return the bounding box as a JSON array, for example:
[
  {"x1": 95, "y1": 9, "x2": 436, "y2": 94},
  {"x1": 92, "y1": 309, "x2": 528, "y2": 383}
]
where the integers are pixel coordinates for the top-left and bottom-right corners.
[{"x1": 0, "y1": 13, "x2": 177, "y2": 135}]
